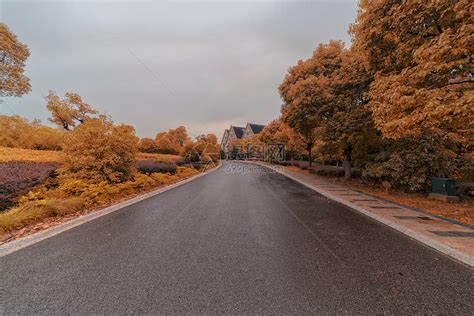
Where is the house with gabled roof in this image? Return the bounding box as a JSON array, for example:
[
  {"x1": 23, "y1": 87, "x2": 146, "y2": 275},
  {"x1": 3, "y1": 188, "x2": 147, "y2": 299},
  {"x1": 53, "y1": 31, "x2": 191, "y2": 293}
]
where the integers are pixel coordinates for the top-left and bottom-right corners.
[
  {"x1": 242, "y1": 123, "x2": 265, "y2": 138},
  {"x1": 221, "y1": 129, "x2": 229, "y2": 150},
  {"x1": 221, "y1": 123, "x2": 265, "y2": 159}
]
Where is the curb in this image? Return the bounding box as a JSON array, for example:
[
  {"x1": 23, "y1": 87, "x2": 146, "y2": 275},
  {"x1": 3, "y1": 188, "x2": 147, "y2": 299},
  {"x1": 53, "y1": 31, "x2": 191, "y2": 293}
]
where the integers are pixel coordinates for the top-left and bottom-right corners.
[
  {"x1": 0, "y1": 164, "x2": 222, "y2": 257},
  {"x1": 240, "y1": 161, "x2": 474, "y2": 267}
]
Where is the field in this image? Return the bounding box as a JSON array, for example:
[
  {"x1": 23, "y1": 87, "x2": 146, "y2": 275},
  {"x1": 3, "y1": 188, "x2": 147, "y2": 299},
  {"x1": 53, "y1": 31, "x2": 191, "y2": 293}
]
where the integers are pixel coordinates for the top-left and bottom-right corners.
[
  {"x1": 135, "y1": 152, "x2": 183, "y2": 163},
  {"x1": 0, "y1": 147, "x2": 62, "y2": 163},
  {"x1": 0, "y1": 147, "x2": 182, "y2": 163}
]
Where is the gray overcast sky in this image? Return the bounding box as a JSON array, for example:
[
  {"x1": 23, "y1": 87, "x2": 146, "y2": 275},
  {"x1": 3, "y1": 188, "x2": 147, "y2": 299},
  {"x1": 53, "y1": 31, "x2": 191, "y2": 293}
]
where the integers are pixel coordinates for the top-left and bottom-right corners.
[{"x1": 1, "y1": 0, "x2": 358, "y2": 138}]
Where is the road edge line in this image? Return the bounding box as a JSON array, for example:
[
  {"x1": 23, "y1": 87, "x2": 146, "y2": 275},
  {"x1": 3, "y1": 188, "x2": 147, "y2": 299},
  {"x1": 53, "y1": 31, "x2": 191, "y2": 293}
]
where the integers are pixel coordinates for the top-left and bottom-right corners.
[
  {"x1": 0, "y1": 164, "x2": 222, "y2": 257},
  {"x1": 240, "y1": 161, "x2": 474, "y2": 267}
]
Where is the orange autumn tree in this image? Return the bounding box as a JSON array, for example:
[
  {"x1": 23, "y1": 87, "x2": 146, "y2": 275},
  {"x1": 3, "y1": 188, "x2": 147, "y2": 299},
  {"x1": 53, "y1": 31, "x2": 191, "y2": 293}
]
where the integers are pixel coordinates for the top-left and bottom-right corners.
[
  {"x1": 279, "y1": 100, "x2": 320, "y2": 167},
  {"x1": 46, "y1": 91, "x2": 98, "y2": 131},
  {"x1": 279, "y1": 42, "x2": 343, "y2": 167},
  {"x1": 279, "y1": 40, "x2": 376, "y2": 175},
  {"x1": 259, "y1": 119, "x2": 306, "y2": 160},
  {"x1": 229, "y1": 134, "x2": 261, "y2": 158},
  {"x1": 138, "y1": 137, "x2": 160, "y2": 153},
  {"x1": 0, "y1": 23, "x2": 31, "y2": 99},
  {"x1": 183, "y1": 133, "x2": 220, "y2": 163},
  {"x1": 62, "y1": 115, "x2": 139, "y2": 183},
  {"x1": 155, "y1": 126, "x2": 190, "y2": 155},
  {"x1": 320, "y1": 45, "x2": 378, "y2": 179},
  {"x1": 350, "y1": 0, "x2": 473, "y2": 146},
  {"x1": 0, "y1": 115, "x2": 65, "y2": 150}
]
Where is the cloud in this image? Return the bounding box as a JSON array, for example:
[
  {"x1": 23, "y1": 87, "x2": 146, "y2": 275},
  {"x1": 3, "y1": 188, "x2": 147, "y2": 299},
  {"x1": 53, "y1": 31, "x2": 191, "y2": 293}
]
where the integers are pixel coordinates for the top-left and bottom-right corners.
[{"x1": 1, "y1": 0, "x2": 357, "y2": 138}]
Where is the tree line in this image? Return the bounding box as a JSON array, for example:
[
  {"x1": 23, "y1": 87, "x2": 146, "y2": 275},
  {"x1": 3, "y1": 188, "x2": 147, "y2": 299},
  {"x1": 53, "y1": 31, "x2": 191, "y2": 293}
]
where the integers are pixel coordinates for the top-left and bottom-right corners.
[
  {"x1": 1, "y1": 22, "x2": 221, "y2": 231},
  {"x1": 260, "y1": 0, "x2": 473, "y2": 192},
  {"x1": 0, "y1": 22, "x2": 219, "y2": 185}
]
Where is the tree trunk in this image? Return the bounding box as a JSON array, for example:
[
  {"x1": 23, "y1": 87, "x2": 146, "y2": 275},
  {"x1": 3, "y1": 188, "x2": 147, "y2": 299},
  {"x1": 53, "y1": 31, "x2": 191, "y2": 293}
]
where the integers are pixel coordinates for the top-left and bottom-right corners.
[
  {"x1": 307, "y1": 143, "x2": 313, "y2": 167},
  {"x1": 343, "y1": 144, "x2": 352, "y2": 180},
  {"x1": 290, "y1": 153, "x2": 294, "y2": 166}
]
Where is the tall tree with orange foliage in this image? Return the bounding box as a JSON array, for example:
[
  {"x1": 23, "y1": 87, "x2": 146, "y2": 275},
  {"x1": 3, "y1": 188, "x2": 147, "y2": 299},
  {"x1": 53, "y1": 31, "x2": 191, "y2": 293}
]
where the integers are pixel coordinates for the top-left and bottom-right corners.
[
  {"x1": 46, "y1": 91, "x2": 98, "y2": 131},
  {"x1": 321, "y1": 45, "x2": 377, "y2": 179},
  {"x1": 279, "y1": 40, "x2": 376, "y2": 176},
  {"x1": 350, "y1": 0, "x2": 473, "y2": 147},
  {"x1": 279, "y1": 41, "x2": 345, "y2": 167},
  {"x1": 0, "y1": 23, "x2": 31, "y2": 99}
]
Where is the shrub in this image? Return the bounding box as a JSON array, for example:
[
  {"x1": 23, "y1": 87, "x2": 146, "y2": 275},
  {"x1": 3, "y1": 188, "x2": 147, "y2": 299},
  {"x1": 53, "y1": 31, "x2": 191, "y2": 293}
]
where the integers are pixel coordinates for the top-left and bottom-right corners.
[
  {"x1": 62, "y1": 117, "x2": 139, "y2": 183},
  {"x1": 138, "y1": 138, "x2": 160, "y2": 153},
  {"x1": 136, "y1": 160, "x2": 177, "y2": 175},
  {"x1": 0, "y1": 197, "x2": 85, "y2": 231},
  {"x1": 362, "y1": 136, "x2": 460, "y2": 192},
  {"x1": 0, "y1": 161, "x2": 59, "y2": 211},
  {"x1": 315, "y1": 168, "x2": 344, "y2": 177},
  {"x1": 183, "y1": 134, "x2": 220, "y2": 163},
  {"x1": 314, "y1": 167, "x2": 362, "y2": 178},
  {"x1": 457, "y1": 182, "x2": 474, "y2": 196},
  {"x1": 1, "y1": 166, "x2": 199, "y2": 232},
  {"x1": 0, "y1": 115, "x2": 64, "y2": 150}
]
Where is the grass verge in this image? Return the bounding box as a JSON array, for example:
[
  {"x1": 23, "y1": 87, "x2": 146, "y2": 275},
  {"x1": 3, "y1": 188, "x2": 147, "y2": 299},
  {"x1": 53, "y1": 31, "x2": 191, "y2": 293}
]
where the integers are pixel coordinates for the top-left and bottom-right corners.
[{"x1": 0, "y1": 166, "x2": 204, "y2": 238}]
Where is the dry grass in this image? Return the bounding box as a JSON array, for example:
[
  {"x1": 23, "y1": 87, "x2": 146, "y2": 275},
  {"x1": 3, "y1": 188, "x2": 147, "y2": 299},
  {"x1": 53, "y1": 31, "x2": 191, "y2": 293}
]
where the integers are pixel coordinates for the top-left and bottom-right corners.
[
  {"x1": 1, "y1": 147, "x2": 183, "y2": 164},
  {"x1": 0, "y1": 147, "x2": 63, "y2": 163},
  {"x1": 0, "y1": 197, "x2": 85, "y2": 231},
  {"x1": 136, "y1": 152, "x2": 183, "y2": 163},
  {"x1": 0, "y1": 166, "x2": 200, "y2": 234}
]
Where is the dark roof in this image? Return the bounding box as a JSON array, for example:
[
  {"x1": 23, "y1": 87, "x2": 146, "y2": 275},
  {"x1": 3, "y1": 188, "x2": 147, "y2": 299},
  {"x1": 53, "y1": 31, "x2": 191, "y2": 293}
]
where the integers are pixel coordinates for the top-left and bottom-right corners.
[
  {"x1": 248, "y1": 123, "x2": 265, "y2": 134},
  {"x1": 231, "y1": 126, "x2": 245, "y2": 139}
]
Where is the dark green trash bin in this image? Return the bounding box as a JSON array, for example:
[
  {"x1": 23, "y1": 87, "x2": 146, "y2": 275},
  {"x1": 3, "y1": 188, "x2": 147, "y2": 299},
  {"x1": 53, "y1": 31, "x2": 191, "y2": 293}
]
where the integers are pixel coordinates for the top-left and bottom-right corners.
[{"x1": 430, "y1": 177, "x2": 456, "y2": 196}]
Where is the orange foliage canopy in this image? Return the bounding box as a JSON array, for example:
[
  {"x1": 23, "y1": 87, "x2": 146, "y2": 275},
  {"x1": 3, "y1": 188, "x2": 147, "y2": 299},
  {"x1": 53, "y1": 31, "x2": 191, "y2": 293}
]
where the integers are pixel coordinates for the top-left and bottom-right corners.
[
  {"x1": 350, "y1": 0, "x2": 473, "y2": 146},
  {"x1": 0, "y1": 23, "x2": 31, "y2": 98},
  {"x1": 259, "y1": 119, "x2": 305, "y2": 156},
  {"x1": 0, "y1": 115, "x2": 65, "y2": 150},
  {"x1": 62, "y1": 116, "x2": 139, "y2": 183},
  {"x1": 46, "y1": 91, "x2": 98, "y2": 131},
  {"x1": 154, "y1": 126, "x2": 189, "y2": 155},
  {"x1": 279, "y1": 40, "x2": 375, "y2": 172},
  {"x1": 184, "y1": 133, "x2": 220, "y2": 163}
]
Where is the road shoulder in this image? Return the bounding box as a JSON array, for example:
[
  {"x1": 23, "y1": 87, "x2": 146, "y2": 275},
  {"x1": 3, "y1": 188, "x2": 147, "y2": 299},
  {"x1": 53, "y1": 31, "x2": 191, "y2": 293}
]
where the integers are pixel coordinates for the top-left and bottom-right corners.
[
  {"x1": 240, "y1": 160, "x2": 474, "y2": 267},
  {"x1": 0, "y1": 164, "x2": 221, "y2": 257}
]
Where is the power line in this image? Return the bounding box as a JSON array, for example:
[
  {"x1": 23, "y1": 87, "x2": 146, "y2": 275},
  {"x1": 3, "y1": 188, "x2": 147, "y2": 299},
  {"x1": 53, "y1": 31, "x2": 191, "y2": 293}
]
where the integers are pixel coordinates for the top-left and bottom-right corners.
[
  {"x1": 0, "y1": 101, "x2": 16, "y2": 115},
  {"x1": 127, "y1": 49, "x2": 212, "y2": 136}
]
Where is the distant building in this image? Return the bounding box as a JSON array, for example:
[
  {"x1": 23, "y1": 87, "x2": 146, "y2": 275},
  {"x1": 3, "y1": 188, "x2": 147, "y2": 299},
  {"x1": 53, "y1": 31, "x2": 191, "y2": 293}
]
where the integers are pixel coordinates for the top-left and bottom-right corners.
[
  {"x1": 221, "y1": 123, "x2": 265, "y2": 159},
  {"x1": 242, "y1": 123, "x2": 265, "y2": 138}
]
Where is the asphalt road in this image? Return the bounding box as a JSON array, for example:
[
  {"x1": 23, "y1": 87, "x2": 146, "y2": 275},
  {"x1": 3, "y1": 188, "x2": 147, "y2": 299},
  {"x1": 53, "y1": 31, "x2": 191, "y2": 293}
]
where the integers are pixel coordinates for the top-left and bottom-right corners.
[{"x1": 1, "y1": 162, "x2": 473, "y2": 314}]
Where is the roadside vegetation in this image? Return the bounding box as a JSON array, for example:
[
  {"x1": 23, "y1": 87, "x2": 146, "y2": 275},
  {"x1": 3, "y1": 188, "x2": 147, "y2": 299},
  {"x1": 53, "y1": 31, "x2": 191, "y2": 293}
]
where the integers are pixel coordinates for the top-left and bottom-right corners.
[
  {"x1": 257, "y1": 1, "x2": 473, "y2": 195},
  {"x1": 0, "y1": 23, "x2": 219, "y2": 236},
  {"x1": 0, "y1": 111, "x2": 218, "y2": 234}
]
